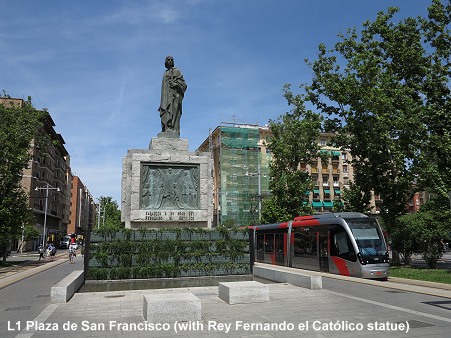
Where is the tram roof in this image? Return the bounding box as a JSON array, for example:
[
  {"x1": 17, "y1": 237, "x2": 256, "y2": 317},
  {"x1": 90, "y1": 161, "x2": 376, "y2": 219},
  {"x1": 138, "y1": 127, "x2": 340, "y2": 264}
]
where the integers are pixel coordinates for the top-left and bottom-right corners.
[
  {"x1": 252, "y1": 212, "x2": 370, "y2": 231},
  {"x1": 294, "y1": 212, "x2": 369, "y2": 221}
]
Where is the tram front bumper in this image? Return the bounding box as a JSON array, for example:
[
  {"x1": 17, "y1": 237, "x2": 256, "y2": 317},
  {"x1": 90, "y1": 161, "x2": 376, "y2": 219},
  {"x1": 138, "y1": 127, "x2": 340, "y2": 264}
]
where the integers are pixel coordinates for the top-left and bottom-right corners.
[{"x1": 360, "y1": 264, "x2": 390, "y2": 279}]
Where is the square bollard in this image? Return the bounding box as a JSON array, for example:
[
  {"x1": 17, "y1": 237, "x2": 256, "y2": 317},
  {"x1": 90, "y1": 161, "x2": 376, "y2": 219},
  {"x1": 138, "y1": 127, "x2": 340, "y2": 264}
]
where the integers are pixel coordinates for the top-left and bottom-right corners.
[
  {"x1": 143, "y1": 292, "x2": 201, "y2": 323},
  {"x1": 218, "y1": 281, "x2": 270, "y2": 305}
]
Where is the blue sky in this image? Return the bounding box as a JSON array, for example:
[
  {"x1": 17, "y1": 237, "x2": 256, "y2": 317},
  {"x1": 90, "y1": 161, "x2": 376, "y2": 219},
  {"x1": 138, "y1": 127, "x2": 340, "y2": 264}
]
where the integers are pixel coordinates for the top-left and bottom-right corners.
[{"x1": 1, "y1": 0, "x2": 431, "y2": 204}]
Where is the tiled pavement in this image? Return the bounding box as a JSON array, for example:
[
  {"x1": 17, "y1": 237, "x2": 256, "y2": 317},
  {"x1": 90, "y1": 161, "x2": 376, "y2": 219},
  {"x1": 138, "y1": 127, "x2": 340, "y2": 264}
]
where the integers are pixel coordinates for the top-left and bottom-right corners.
[
  {"x1": 19, "y1": 278, "x2": 451, "y2": 338},
  {"x1": 3, "y1": 257, "x2": 451, "y2": 338}
]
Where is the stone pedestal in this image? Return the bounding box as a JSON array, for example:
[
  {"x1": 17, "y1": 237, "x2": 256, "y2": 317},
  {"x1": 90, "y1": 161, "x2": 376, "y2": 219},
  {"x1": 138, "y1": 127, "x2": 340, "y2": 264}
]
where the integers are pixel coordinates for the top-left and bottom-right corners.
[{"x1": 121, "y1": 136, "x2": 213, "y2": 229}]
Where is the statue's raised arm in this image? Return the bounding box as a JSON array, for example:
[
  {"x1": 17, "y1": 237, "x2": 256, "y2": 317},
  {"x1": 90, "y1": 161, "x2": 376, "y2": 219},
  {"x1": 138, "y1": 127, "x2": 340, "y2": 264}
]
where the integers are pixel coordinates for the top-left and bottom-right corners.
[{"x1": 158, "y1": 56, "x2": 187, "y2": 137}]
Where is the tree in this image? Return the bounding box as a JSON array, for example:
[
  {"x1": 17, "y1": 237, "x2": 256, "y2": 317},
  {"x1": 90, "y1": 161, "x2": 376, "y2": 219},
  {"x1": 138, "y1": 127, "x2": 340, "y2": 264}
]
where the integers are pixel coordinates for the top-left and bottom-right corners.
[
  {"x1": 415, "y1": 198, "x2": 451, "y2": 268},
  {"x1": 23, "y1": 223, "x2": 40, "y2": 241},
  {"x1": 393, "y1": 213, "x2": 423, "y2": 265},
  {"x1": 97, "y1": 196, "x2": 122, "y2": 230},
  {"x1": 334, "y1": 181, "x2": 373, "y2": 213},
  {"x1": 416, "y1": 0, "x2": 451, "y2": 199},
  {"x1": 0, "y1": 95, "x2": 45, "y2": 261},
  {"x1": 302, "y1": 1, "x2": 451, "y2": 237},
  {"x1": 261, "y1": 85, "x2": 323, "y2": 223}
]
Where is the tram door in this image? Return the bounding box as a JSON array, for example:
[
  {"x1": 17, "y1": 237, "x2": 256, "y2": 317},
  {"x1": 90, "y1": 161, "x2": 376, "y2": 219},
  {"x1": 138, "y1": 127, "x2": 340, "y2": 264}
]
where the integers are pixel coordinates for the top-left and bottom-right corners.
[
  {"x1": 319, "y1": 232, "x2": 329, "y2": 272},
  {"x1": 275, "y1": 233, "x2": 285, "y2": 265}
]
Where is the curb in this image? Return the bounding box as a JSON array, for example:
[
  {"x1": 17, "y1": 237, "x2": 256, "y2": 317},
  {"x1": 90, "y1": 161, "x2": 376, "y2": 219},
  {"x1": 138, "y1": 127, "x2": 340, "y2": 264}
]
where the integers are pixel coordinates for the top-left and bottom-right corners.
[
  {"x1": 388, "y1": 276, "x2": 451, "y2": 291},
  {"x1": 254, "y1": 262, "x2": 451, "y2": 299}
]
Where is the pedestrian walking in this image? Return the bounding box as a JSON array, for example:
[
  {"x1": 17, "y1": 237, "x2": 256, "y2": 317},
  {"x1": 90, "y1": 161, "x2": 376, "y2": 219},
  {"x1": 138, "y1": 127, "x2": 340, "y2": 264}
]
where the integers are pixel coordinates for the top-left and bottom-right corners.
[
  {"x1": 68, "y1": 246, "x2": 76, "y2": 263},
  {"x1": 38, "y1": 245, "x2": 45, "y2": 260}
]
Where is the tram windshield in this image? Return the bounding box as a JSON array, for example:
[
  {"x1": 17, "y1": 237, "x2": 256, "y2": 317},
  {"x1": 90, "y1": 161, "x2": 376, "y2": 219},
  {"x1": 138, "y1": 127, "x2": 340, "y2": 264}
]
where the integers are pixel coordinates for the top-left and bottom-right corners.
[{"x1": 347, "y1": 219, "x2": 387, "y2": 256}]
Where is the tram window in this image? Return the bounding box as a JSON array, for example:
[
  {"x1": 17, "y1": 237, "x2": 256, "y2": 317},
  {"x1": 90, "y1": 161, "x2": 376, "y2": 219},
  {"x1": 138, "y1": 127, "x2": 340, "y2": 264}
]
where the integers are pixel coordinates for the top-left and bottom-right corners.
[
  {"x1": 331, "y1": 228, "x2": 356, "y2": 262},
  {"x1": 256, "y1": 234, "x2": 264, "y2": 252},
  {"x1": 264, "y1": 234, "x2": 274, "y2": 253},
  {"x1": 294, "y1": 232, "x2": 317, "y2": 256},
  {"x1": 275, "y1": 234, "x2": 284, "y2": 252}
]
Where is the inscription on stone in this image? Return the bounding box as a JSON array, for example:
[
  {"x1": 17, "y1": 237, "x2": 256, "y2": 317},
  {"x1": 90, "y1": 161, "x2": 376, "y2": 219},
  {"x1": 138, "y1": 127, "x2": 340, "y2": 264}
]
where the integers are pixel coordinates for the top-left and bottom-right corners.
[
  {"x1": 145, "y1": 210, "x2": 195, "y2": 221},
  {"x1": 141, "y1": 164, "x2": 199, "y2": 210}
]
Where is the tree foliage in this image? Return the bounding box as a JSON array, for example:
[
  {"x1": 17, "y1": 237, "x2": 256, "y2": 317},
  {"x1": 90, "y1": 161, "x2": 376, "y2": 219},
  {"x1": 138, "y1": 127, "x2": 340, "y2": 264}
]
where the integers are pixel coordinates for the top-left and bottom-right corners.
[
  {"x1": 301, "y1": 0, "x2": 451, "y2": 235},
  {"x1": 23, "y1": 223, "x2": 40, "y2": 241},
  {"x1": 97, "y1": 196, "x2": 123, "y2": 230},
  {"x1": 396, "y1": 200, "x2": 450, "y2": 268},
  {"x1": 0, "y1": 95, "x2": 45, "y2": 261},
  {"x1": 334, "y1": 181, "x2": 372, "y2": 214},
  {"x1": 261, "y1": 85, "x2": 323, "y2": 223}
]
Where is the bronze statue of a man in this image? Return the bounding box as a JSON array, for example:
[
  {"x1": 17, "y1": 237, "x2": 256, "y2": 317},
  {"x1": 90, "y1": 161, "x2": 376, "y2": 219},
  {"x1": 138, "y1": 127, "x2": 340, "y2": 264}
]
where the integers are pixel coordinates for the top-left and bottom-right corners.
[{"x1": 158, "y1": 56, "x2": 187, "y2": 137}]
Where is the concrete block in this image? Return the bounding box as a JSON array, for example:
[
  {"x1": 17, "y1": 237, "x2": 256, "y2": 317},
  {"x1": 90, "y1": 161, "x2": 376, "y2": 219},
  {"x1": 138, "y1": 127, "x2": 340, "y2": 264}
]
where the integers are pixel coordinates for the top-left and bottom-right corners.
[
  {"x1": 218, "y1": 281, "x2": 269, "y2": 305},
  {"x1": 143, "y1": 292, "x2": 201, "y2": 323},
  {"x1": 51, "y1": 270, "x2": 84, "y2": 303},
  {"x1": 253, "y1": 265, "x2": 322, "y2": 290}
]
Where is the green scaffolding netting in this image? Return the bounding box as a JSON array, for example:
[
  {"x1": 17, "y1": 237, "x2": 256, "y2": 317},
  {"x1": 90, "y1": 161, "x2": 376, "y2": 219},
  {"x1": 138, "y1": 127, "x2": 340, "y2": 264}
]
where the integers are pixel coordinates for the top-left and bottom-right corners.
[{"x1": 219, "y1": 127, "x2": 270, "y2": 226}]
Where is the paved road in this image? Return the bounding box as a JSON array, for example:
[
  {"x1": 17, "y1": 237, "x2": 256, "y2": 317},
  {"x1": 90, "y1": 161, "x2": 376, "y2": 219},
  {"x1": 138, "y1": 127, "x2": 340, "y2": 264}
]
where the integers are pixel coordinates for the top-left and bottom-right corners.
[
  {"x1": 1, "y1": 253, "x2": 450, "y2": 337},
  {"x1": 322, "y1": 276, "x2": 451, "y2": 326},
  {"x1": 0, "y1": 252, "x2": 83, "y2": 338},
  {"x1": 410, "y1": 252, "x2": 451, "y2": 269}
]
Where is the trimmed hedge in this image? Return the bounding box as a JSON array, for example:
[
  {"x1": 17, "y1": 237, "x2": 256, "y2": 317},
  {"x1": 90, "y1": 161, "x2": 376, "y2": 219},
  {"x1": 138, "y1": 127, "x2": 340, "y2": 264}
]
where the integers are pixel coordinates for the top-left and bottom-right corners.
[{"x1": 86, "y1": 227, "x2": 250, "y2": 280}]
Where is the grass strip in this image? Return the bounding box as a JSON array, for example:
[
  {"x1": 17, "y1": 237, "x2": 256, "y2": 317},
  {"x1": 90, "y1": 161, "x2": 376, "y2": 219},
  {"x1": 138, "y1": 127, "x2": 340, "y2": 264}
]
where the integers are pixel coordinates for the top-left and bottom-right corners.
[{"x1": 390, "y1": 266, "x2": 451, "y2": 284}]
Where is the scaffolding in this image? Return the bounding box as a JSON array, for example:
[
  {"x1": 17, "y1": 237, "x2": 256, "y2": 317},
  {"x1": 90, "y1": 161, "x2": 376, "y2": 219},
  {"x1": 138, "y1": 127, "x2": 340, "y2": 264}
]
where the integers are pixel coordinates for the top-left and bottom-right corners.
[{"x1": 218, "y1": 127, "x2": 270, "y2": 226}]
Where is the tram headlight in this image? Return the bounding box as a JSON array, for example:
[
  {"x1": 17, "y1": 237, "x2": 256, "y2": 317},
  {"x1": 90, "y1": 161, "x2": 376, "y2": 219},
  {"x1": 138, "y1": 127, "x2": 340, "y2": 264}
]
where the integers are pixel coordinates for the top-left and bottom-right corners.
[{"x1": 357, "y1": 253, "x2": 366, "y2": 265}]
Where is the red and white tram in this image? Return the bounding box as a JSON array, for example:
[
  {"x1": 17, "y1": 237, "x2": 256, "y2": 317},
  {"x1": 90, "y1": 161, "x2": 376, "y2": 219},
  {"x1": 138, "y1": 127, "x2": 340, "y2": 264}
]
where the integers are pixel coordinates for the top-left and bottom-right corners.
[{"x1": 251, "y1": 212, "x2": 390, "y2": 279}]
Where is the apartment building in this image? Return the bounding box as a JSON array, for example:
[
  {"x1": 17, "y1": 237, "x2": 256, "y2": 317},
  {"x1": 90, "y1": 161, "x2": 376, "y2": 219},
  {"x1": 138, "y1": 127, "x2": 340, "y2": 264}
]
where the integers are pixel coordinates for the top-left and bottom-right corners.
[
  {"x1": 1, "y1": 97, "x2": 95, "y2": 251},
  {"x1": 304, "y1": 132, "x2": 354, "y2": 212},
  {"x1": 22, "y1": 109, "x2": 72, "y2": 249},
  {"x1": 69, "y1": 176, "x2": 95, "y2": 238}
]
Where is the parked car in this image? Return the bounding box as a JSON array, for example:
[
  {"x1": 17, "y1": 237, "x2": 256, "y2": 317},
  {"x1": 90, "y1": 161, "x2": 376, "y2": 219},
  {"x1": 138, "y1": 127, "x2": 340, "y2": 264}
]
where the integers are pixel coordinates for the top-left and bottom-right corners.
[{"x1": 59, "y1": 236, "x2": 71, "y2": 249}]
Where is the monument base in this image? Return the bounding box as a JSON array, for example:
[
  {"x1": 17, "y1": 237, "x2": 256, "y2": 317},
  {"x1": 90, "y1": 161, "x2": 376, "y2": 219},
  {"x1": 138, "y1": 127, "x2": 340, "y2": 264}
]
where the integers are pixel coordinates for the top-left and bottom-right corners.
[{"x1": 121, "y1": 136, "x2": 213, "y2": 229}]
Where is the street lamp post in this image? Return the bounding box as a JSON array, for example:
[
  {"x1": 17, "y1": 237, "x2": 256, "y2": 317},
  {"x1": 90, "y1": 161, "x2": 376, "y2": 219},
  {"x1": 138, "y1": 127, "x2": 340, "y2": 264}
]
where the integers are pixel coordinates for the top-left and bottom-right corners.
[
  {"x1": 97, "y1": 199, "x2": 107, "y2": 229},
  {"x1": 35, "y1": 183, "x2": 60, "y2": 247},
  {"x1": 245, "y1": 161, "x2": 262, "y2": 223},
  {"x1": 257, "y1": 161, "x2": 261, "y2": 220},
  {"x1": 214, "y1": 187, "x2": 221, "y2": 227},
  {"x1": 97, "y1": 200, "x2": 101, "y2": 229}
]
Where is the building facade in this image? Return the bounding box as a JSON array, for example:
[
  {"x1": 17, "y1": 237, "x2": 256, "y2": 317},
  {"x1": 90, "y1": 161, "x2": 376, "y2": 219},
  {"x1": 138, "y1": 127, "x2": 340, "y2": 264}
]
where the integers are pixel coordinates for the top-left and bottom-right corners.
[
  {"x1": 69, "y1": 176, "x2": 95, "y2": 238},
  {"x1": 198, "y1": 124, "x2": 271, "y2": 226},
  {"x1": 304, "y1": 132, "x2": 355, "y2": 212},
  {"x1": 22, "y1": 111, "x2": 71, "y2": 249},
  {"x1": 1, "y1": 97, "x2": 95, "y2": 251}
]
